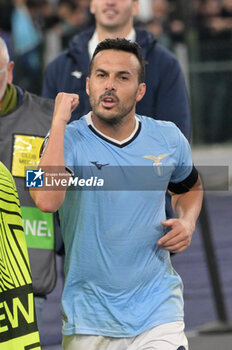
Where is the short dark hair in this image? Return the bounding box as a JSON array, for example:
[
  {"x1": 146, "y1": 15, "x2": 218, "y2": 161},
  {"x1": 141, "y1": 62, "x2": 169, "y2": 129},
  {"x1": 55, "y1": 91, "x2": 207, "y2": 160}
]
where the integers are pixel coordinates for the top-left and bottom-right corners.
[{"x1": 89, "y1": 38, "x2": 146, "y2": 84}]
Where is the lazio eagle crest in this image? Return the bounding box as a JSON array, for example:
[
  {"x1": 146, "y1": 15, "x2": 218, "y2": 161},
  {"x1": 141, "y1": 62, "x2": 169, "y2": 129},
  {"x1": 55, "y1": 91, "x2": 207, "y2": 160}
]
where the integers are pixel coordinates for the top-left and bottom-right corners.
[{"x1": 143, "y1": 154, "x2": 169, "y2": 176}]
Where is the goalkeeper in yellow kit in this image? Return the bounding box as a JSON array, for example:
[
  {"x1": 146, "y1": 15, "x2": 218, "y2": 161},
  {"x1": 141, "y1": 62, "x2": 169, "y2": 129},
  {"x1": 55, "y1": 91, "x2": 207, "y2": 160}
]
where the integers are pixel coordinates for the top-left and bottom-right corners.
[{"x1": 0, "y1": 162, "x2": 40, "y2": 350}]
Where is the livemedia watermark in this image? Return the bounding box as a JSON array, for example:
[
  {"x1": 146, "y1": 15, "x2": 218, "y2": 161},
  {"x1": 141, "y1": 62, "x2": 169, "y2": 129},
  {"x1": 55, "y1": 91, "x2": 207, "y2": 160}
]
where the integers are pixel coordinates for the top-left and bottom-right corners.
[
  {"x1": 26, "y1": 168, "x2": 104, "y2": 189},
  {"x1": 26, "y1": 165, "x2": 229, "y2": 191}
]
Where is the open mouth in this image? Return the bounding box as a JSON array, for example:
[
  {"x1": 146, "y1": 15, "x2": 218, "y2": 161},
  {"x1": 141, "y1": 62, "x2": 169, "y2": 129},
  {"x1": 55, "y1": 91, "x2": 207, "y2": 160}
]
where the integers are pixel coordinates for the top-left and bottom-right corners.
[{"x1": 101, "y1": 96, "x2": 117, "y2": 108}]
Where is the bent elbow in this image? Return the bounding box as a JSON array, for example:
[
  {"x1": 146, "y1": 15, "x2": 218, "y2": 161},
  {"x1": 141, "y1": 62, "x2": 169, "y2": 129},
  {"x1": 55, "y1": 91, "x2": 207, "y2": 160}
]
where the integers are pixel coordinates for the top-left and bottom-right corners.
[
  {"x1": 36, "y1": 200, "x2": 58, "y2": 213},
  {"x1": 34, "y1": 197, "x2": 58, "y2": 213},
  {"x1": 30, "y1": 190, "x2": 63, "y2": 213}
]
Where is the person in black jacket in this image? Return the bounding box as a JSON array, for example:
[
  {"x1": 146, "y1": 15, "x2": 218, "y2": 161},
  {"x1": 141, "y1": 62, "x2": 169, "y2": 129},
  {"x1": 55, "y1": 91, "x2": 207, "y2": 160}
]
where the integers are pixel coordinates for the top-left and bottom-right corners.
[{"x1": 42, "y1": 0, "x2": 191, "y2": 141}]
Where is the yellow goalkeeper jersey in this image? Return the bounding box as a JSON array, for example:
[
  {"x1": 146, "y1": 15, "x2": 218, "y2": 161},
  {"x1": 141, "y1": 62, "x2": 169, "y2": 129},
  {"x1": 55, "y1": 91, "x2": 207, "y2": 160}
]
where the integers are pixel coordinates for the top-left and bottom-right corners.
[{"x1": 0, "y1": 162, "x2": 41, "y2": 349}]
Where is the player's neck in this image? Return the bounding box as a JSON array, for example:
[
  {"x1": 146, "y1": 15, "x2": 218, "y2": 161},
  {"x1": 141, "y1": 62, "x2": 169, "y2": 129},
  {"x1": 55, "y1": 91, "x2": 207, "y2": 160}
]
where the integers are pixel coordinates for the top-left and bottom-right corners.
[
  {"x1": 91, "y1": 112, "x2": 137, "y2": 141},
  {"x1": 96, "y1": 22, "x2": 134, "y2": 42}
]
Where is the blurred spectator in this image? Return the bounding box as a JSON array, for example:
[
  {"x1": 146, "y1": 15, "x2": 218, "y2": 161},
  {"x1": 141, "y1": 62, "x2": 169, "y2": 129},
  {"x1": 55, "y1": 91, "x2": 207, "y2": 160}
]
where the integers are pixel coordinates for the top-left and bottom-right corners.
[
  {"x1": 193, "y1": 0, "x2": 232, "y2": 142},
  {"x1": 145, "y1": 0, "x2": 172, "y2": 48},
  {"x1": 221, "y1": 0, "x2": 232, "y2": 35},
  {"x1": 0, "y1": 1, "x2": 13, "y2": 33},
  {"x1": 196, "y1": 0, "x2": 226, "y2": 59},
  {"x1": 0, "y1": 0, "x2": 14, "y2": 58},
  {"x1": 30, "y1": 0, "x2": 60, "y2": 32},
  {"x1": 33, "y1": 0, "x2": 62, "y2": 67},
  {"x1": 168, "y1": 1, "x2": 190, "y2": 91},
  {"x1": 11, "y1": 0, "x2": 43, "y2": 94},
  {"x1": 141, "y1": 0, "x2": 186, "y2": 50},
  {"x1": 168, "y1": 0, "x2": 186, "y2": 45},
  {"x1": 56, "y1": 0, "x2": 93, "y2": 49},
  {"x1": 136, "y1": 0, "x2": 153, "y2": 22},
  {"x1": 41, "y1": 0, "x2": 93, "y2": 66}
]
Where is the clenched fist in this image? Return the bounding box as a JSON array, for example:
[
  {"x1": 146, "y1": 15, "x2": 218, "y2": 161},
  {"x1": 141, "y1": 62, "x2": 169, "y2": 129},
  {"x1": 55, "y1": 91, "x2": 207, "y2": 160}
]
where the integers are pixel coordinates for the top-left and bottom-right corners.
[{"x1": 53, "y1": 93, "x2": 79, "y2": 124}]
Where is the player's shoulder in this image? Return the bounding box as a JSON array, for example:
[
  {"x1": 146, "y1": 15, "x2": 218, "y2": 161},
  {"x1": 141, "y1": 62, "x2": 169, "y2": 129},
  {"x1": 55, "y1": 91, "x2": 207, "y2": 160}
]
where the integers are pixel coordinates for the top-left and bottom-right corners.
[
  {"x1": 138, "y1": 114, "x2": 183, "y2": 146},
  {"x1": 138, "y1": 114, "x2": 180, "y2": 133},
  {"x1": 65, "y1": 115, "x2": 88, "y2": 137}
]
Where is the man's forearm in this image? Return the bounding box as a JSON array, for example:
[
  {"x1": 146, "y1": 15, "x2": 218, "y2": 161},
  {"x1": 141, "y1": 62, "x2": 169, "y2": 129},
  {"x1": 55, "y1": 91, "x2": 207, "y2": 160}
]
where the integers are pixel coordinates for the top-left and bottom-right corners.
[
  {"x1": 171, "y1": 176, "x2": 203, "y2": 230},
  {"x1": 158, "y1": 176, "x2": 203, "y2": 253},
  {"x1": 30, "y1": 120, "x2": 68, "y2": 212},
  {"x1": 30, "y1": 93, "x2": 79, "y2": 212}
]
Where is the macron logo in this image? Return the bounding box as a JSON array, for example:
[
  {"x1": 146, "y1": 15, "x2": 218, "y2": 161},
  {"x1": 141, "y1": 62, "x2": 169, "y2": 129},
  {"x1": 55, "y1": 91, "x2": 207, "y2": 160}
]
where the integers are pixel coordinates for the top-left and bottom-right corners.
[{"x1": 71, "y1": 71, "x2": 83, "y2": 79}]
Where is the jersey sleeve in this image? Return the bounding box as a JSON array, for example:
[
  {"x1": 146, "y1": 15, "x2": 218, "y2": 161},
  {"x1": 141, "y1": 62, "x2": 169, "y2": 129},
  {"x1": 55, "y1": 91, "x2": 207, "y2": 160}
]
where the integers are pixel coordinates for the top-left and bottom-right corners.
[
  {"x1": 170, "y1": 128, "x2": 193, "y2": 183},
  {"x1": 64, "y1": 127, "x2": 76, "y2": 174},
  {"x1": 40, "y1": 127, "x2": 76, "y2": 174}
]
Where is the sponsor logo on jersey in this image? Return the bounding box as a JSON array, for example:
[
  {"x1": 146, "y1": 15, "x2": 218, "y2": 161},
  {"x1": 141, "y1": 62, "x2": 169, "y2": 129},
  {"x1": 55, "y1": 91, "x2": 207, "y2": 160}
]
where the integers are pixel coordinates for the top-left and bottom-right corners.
[{"x1": 90, "y1": 161, "x2": 109, "y2": 170}]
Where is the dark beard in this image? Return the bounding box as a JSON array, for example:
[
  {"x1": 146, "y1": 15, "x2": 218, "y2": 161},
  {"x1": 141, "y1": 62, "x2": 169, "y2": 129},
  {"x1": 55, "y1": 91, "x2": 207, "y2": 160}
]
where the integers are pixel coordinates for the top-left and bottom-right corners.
[
  {"x1": 94, "y1": 101, "x2": 135, "y2": 126},
  {"x1": 94, "y1": 112, "x2": 127, "y2": 126},
  {"x1": 91, "y1": 91, "x2": 136, "y2": 125}
]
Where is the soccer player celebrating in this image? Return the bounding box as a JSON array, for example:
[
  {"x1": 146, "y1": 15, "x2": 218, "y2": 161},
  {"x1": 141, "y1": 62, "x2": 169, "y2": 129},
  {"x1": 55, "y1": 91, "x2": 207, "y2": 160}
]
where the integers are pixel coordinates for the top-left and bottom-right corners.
[{"x1": 31, "y1": 38, "x2": 203, "y2": 350}]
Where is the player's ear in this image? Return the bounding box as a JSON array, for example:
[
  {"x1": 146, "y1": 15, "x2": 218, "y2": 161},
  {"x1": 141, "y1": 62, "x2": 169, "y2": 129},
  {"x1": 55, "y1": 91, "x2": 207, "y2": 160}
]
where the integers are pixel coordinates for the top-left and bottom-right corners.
[
  {"x1": 136, "y1": 83, "x2": 146, "y2": 103},
  {"x1": 89, "y1": 0, "x2": 95, "y2": 15},
  {"x1": 86, "y1": 77, "x2": 90, "y2": 96}
]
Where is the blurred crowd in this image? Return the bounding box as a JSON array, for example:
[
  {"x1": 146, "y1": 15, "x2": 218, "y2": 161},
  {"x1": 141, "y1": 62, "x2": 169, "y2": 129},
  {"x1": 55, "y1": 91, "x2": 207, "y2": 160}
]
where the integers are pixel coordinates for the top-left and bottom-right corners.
[
  {"x1": 0, "y1": 0, "x2": 232, "y2": 143},
  {"x1": 0, "y1": 0, "x2": 93, "y2": 93},
  {"x1": 191, "y1": 0, "x2": 232, "y2": 143}
]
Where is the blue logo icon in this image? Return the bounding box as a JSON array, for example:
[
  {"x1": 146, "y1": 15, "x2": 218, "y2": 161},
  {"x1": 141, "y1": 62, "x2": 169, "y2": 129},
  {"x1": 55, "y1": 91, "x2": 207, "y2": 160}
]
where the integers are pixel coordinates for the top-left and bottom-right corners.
[{"x1": 26, "y1": 169, "x2": 44, "y2": 187}]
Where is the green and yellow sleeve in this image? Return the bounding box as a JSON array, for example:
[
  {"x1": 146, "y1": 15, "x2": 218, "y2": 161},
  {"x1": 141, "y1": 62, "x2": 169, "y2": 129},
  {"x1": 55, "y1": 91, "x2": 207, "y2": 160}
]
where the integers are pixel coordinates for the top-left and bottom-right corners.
[{"x1": 0, "y1": 162, "x2": 41, "y2": 350}]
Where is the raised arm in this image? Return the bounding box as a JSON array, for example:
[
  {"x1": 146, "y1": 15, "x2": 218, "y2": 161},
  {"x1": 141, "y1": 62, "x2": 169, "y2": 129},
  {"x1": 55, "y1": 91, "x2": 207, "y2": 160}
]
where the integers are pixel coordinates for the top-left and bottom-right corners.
[{"x1": 30, "y1": 93, "x2": 79, "y2": 212}]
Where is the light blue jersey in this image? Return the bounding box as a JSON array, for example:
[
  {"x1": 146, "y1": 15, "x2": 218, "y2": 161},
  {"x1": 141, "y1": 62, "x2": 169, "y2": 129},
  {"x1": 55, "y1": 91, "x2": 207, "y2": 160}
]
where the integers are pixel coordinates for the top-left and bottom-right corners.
[{"x1": 59, "y1": 113, "x2": 193, "y2": 337}]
